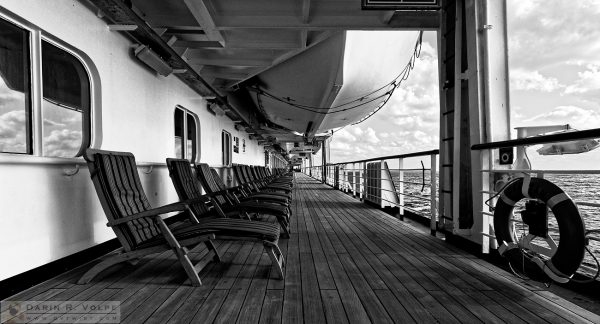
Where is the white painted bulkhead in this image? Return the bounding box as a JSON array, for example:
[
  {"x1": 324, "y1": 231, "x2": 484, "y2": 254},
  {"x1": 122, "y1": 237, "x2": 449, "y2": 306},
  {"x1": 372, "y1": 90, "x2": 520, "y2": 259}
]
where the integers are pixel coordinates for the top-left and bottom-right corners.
[{"x1": 0, "y1": 0, "x2": 266, "y2": 281}]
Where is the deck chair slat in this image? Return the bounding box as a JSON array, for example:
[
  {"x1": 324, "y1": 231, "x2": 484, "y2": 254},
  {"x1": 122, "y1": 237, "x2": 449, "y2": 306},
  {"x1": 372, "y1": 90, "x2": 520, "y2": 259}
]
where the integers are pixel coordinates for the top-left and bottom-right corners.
[
  {"x1": 113, "y1": 154, "x2": 159, "y2": 244},
  {"x1": 97, "y1": 153, "x2": 161, "y2": 247}
]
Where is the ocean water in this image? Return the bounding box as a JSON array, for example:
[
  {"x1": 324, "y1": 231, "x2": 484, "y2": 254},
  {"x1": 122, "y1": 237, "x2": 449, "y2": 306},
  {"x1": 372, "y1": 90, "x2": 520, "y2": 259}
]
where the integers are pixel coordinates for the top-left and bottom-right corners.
[{"x1": 396, "y1": 172, "x2": 600, "y2": 269}]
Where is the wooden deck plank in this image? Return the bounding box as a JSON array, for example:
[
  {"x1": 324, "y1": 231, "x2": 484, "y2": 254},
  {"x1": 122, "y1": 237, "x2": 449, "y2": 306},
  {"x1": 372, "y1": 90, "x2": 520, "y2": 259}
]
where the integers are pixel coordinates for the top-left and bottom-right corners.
[
  {"x1": 215, "y1": 242, "x2": 254, "y2": 289},
  {"x1": 122, "y1": 288, "x2": 176, "y2": 324},
  {"x1": 444, "y1": 256, "x2": 594, "y2": 323},
  {"x1": 373, "y1": 289, "x2": 417, "y2": 324},
  {"x1": 143, "y1": 286, "x2": 194, "y2": 324},
  {"x1": 298, "y1": 250, "x2": 326, "y2": 323},
  {"x1": 235, "y1": 252, "x2": 271, "y2": 323},
  {"x1": 281, "y1": 221, "x2": 303, "y2": 324},
  {"x1": 4, "y1": 173, "x2": 599, "y2": 324},
  {"x1": 535, "y1": 290, "x2": 600, "y2": 324},
  {"x1": 323, "y1": 251, "x2": 373, "y2": 323},
  {"x1": 320, "y1": 290, "x2": 350, "y2": 324},
  {"x1": 336, "y1": 254, "x2": 394, "y2": 324},
  {"x1": 259, "y1": 289, "x2": 284, "y2": 324},
  {"x1": 231, "y1": 243, "x2": 265, "y2": 290},
  {"x1": 308, "y1": 198, "x2": 388, "y2": 291},
  {"x1": 189, "y1": 289, "x2": 228, "y2": 323},
  {"x1": 214, "y1": 289, "x2": 248, "y2": 324}
]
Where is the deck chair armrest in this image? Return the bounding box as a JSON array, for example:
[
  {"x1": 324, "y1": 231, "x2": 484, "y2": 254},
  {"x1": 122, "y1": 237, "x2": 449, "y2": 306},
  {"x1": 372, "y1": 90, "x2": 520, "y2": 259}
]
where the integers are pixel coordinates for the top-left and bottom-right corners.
[
  {"x1": 106, "y1": 202, "x2": 189, "y2": 227},
  {"x1": 181, "y1": 197, "x2": 211, "y2": 206},
  {"x1": 203, "y1": 189, "x2": 236, "y2": 203},
  {"x1": 226, "y1": 185, "x2": 247, "y2": 196},
  {"x1": 154, "y1": 216, "x2": 215, "y2": 250}
]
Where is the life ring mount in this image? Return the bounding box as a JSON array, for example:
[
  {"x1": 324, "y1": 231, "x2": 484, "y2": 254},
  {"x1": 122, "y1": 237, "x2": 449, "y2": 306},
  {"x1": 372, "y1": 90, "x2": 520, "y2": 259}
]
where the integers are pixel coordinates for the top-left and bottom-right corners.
[{"x1": 493, "y1": 176, "x2": 586, "y2": 283}]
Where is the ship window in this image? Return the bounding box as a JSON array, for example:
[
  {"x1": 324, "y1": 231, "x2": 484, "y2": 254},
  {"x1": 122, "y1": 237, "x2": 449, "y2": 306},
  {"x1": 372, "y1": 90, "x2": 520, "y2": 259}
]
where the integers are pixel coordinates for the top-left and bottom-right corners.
[
  {"x1": 0, "y1": 18, "x2": 31, "y2": 154},
  {"x1": 41, "y1": 41, "x2": 90, "y2": 157},
  {"x1": 0, "y1": 17, "x2": 94, "y2": 158},
  {"x1": 222, "y1": 130, "x2": 232, "y2": 166},
  {"x1": 174, "y1": 106, "x2": 198, "y2": 161}
]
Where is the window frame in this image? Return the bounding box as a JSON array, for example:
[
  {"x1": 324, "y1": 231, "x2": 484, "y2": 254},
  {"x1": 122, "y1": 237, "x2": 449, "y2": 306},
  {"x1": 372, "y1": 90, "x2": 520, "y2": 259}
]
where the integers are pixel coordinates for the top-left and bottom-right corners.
[
  {"x1": 222, "y1": 130, "x2": 232, "y2": 166},
  {"x1": 0, "y1": 10, "x2": 100, "y2": 159},
  {"x1": 174, "y1": 105, "x2": 200, "y2": 162}
]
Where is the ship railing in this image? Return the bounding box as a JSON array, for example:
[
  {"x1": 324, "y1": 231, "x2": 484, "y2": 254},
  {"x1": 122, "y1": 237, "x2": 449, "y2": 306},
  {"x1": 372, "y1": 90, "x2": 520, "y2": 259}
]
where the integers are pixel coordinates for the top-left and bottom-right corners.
[
  {"x1": 472, "y1": 128, "x2": 600, "y2": 276},
  {"x1": 302, "y1": 150, "x2": 440, "y2": 235}
]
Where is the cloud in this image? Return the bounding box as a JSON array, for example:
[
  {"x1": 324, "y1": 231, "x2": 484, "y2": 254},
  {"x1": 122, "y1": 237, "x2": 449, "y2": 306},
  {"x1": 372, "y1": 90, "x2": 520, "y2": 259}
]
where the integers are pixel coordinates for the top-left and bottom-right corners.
[
  {"x1": 507, "y1": 0, "x2": 600, "y2": 69},
  {"x1": 510, "y1": 69, "x2": 563, "y2": 92},
  {"x1": 43, "y1": 119, "x2": 67, "y2": 127},
  {"x1": 563, "y1": 63, "x2": 600, "y2": 94},
  {"x1": 521, "y1": 105, "x2": 600, "y2": 130},
  {"x1": 364, "y1": 127, "x2": 380, "y2": 144},
  {"x1": 0, "y1": 110, "x2": 27, "y2": 153},
  {"x1": 43, "y1": 129, "x2": 82, "y2": 157}
]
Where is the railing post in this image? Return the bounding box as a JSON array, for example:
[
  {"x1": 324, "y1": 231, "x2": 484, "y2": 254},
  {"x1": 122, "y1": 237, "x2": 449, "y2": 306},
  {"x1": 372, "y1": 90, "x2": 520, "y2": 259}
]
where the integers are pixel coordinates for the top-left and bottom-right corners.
[
  {"x1": 380, "y1": 160, "x2": 385, "y2": 208},
  {"x1": 352, "y1": 163, "x2": 356, "y2": 197},
  {"x1": 430, "y1": 153, "x2": 437, "y2": 236},
  {"x1": 398, "y1": 157, "x2": 404, "y2": 220},
  {"x1": 362, "y1": 162, "x2": 366, "y2": 201}
]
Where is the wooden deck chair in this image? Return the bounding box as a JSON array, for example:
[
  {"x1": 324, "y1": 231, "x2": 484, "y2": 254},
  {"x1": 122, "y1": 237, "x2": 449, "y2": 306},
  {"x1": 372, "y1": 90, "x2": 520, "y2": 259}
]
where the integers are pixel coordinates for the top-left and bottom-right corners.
[
  {"x1": 192, "y1": 162, "x2": 291, "y2": 237},
  {"x1": 263, "y1": 166, "x2": 294, "y2": 184},
  {"x1": 253, "y1": 166, "x2": 292, "y2": 187},
  {"x1": 244, "y1": 165, "x2": 291, "y2": 192},
  {"x1": 205, "y1": 164, "x2": 290, "y2": 208},
  {"x1": 166, "y1": 158, "x2": 285, "y2": 278},
  {"x1": 231, "y1": 164, "x2": 291, "y2": 200},
  {"x1": 208, "y1": 168, "x2": 291, "y2": 208},
  {"x1": 79, "y1": 149, "x2": 221, "y2": 286},
  {"x1": 239, "y1": 164, "x2": 292, "y2": 194}
]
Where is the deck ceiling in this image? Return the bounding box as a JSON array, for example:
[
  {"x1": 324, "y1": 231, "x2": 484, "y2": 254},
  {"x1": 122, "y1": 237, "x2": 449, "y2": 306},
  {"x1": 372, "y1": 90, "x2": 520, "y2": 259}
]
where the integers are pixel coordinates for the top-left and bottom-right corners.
[{"x1": 123, "y1": 0, "x2": 439, "y2": 151}]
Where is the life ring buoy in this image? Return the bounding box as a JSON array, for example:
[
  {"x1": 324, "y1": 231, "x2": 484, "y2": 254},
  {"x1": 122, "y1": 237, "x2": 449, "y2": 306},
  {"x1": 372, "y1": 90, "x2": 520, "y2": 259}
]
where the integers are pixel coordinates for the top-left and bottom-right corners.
[{"x1": 494, "y1": 176, "x2": 586, "y2": 283}]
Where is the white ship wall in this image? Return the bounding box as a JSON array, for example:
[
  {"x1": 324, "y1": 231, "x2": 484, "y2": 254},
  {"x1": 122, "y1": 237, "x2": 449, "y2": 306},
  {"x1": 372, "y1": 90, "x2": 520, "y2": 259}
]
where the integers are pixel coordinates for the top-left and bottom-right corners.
[{"x1": 0, "y1": 0, "x2": 265, "y2": 281}]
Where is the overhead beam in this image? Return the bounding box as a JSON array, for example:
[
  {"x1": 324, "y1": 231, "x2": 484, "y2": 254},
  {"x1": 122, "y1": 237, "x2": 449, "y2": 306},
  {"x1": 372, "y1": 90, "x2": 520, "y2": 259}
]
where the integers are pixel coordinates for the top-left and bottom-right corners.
[
  {"x1": 187, "y1": 57, "x2": 272, "y2": 67},
  {"x1": 301, "y1": 0, "x2": 311, "y2": 24},
  {"x1": 213, "y1": 11, "x2": 439, "y2": 30},
  {"x1": 227, "y1": 30, "x2": 337, "y2": 89},
  {"x1": 166, "y1": 35, "x2": 177, "y2": 46},
  {"x1": 174, "y1": 39, "x2": 298, "y2": 50},
  {"x1": 86, "y1": 0, "x2": 263, "y2": 128},
  {"x1": 108, "y1": 24, "x2": 137, "y2": 31},
  {"x1": 183, "y1": 0, "x2": 226, "y2": 46},
  {"x1": 200, "y1": 67, "x2": 251, "y2": 80}
]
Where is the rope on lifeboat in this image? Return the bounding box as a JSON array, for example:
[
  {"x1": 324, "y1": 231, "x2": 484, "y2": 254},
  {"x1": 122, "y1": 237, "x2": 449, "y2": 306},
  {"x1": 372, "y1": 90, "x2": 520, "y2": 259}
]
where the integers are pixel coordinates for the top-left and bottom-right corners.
[{"x1": 493, "y1": 175, "x2": 587, "y2": 283}]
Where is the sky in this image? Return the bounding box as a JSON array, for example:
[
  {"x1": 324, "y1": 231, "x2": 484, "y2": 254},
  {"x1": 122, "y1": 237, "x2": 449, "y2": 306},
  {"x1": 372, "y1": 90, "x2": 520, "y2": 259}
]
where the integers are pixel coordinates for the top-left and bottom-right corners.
[{"x1": 326, "y1": 0, "x2": 600, "y2": 170}]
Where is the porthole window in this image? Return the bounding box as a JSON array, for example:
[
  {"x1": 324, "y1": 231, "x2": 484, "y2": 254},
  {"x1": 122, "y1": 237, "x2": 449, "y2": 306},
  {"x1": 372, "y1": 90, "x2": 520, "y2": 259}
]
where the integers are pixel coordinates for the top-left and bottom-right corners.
[
  {"x1": 174, "y1": 106, "x2": 199, "y2": 161},
  {"x1": 0, "y1": 16, "x2": 94, "y2": 158},
  {"x1": 221, "y1": 130, "x2": 232, "y2": 166}
]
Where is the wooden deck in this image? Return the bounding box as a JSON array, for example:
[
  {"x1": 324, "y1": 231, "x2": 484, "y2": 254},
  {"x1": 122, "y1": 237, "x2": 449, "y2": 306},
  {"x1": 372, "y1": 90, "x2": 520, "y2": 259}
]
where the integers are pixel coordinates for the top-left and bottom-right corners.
[{"x1": 4, "y1": 173, "x2": 600, "y2": 323}]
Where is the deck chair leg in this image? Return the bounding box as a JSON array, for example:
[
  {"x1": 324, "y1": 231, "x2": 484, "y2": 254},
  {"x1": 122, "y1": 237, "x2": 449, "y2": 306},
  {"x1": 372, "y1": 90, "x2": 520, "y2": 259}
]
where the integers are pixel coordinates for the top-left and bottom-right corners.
[
  {"x1": 204, "y1": 240, "x2": 221, "y2": 262},
  {"x1": 264, "y1": 243, "x2": 285, "y2": 279},
  {"x1": 278, "y1": 218, "x2": 290, "y2": 238},
  {"x1": 174, "y1": 247, "x2": 202, "y2": 287},
  {"x1": 77, "y1": 250, "x2": 151, "y2": 284},
  {"x1": 274, "y1": 245, "x2": 285, "y2": 267}
]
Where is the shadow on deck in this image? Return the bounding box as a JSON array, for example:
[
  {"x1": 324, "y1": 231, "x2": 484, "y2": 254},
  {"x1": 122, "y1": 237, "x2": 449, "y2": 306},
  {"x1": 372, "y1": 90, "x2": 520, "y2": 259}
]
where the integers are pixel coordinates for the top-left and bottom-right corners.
[{"x1": 3, "y1": 173, "x2": 599, "y2": 323}]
